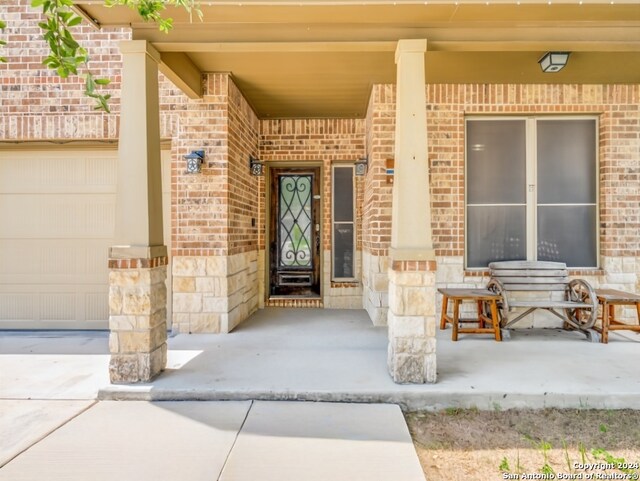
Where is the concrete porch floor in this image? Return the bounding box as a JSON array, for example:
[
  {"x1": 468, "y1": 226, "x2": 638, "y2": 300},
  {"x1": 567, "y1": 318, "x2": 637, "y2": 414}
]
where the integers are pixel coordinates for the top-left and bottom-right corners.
[
  {"x1": 97, "y1": 308, "x2": 640, "y2": 410},
  {"x1": 2, "y1": 308, "x2": 639, "y2": 411}
]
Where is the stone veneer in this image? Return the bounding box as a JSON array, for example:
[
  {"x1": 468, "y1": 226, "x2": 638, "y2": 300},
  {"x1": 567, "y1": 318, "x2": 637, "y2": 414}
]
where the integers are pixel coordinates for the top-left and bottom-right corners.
[
  {"x1": 323, "y1": 250, "x2": 364, "y2": 309},
  {"x1": 362, "y1": 251, "x2": 389, "y2": 326},
  {"x1": 387, "y1": 260, "x2": 437, "y2": 384},
  {"x1": 171, "y1": 252, "x2": 258, "y2": 334},
  {"x1": 108, "y1": 256, "x2": 168, "y2": 383}
]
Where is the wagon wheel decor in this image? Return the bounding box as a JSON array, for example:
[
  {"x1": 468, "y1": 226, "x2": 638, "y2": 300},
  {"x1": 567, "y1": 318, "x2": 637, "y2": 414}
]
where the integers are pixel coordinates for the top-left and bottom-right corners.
[
  {"x1": 564, "y1": 279, "x2": 598, "y2": 330},
  {"x1": 485, "y1": 279, "x2": 508, "y2": 327}
]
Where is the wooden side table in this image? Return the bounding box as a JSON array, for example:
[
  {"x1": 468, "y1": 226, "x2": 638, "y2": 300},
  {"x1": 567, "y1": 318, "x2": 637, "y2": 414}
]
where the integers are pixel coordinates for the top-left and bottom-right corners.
[
  {"x1": 438, "y1": 288, "x2": 502, "y2": 342},
  {"x1": 594, "y1": 288, "x2": 640, "y2": 343}
]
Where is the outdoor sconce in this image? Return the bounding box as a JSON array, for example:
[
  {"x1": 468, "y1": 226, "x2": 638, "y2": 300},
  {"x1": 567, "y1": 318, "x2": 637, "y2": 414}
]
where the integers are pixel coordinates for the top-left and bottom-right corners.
[
  {"x1": 249, "y1": 155, "x2": 264, "y2": 176},
  {"x1": 538, "y1": 52, "x2": 570, "y2": 73},
  {"x1": 184, "y1": 150, "x2": 204, "y2": 174},
  {"x1": 354, "y1": 156, "x2": 368, "y2": 176}
]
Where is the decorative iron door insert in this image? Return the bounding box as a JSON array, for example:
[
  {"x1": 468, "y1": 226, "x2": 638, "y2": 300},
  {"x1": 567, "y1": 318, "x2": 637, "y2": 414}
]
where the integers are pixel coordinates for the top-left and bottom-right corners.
[{"x1": 270, "y1": 167, "x2": 321, "y2": 297}]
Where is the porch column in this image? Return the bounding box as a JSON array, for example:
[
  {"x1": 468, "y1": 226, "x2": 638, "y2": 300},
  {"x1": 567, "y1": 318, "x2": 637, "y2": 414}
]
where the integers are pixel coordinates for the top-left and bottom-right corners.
[
  {"x1": 387, "y1": 39, "x2": 437, "y2": 384},
  {"x1": 108, "y1": 40, "x2": 168, "y2": 383}
]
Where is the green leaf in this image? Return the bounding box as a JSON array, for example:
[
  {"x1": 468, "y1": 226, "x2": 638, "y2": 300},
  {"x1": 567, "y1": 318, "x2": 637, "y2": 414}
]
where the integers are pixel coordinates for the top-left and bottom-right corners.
[
  {"x1": 61, "y1": 36, "x2": 79, "y2": 50},
  {"x1": 94, "y1": 78, "x2": 111, "y2": 85},
  {"x1": 43, "y1": 57, "x2": 60, "y2": 68},
  {"x1": 31, "y1": 0, "x2": 45, "y2": 7},
  {"x1": 67, "y1": 16, "x2": 83, "y2": 27}
]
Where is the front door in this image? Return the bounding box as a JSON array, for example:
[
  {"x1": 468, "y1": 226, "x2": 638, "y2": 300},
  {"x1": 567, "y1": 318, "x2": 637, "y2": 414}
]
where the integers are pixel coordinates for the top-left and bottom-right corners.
[{"x1": 269, "y1": 167, "x2": 321, "y2": 297}]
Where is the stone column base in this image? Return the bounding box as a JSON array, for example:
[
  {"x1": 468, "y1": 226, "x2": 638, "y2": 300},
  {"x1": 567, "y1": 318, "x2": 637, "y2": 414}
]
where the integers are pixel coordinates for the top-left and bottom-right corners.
[
  {"x1": 387, "y1": 260, "x2": 437, "y2": 384},
  {"x1": 108, "y1": 254, "x2": 168, "y2": 383}
]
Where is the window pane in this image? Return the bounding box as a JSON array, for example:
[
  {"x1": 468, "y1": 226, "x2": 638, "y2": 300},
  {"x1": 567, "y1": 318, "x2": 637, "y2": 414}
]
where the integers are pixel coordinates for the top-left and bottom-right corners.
[
  {"x1": 333, "y1": 224, "x2": 354, "y2": 278},
  {"x1": 466, "y1": 120, "x2": 526, "y2": 204},
  {"x1": 537, "y1": 119, "x2": 596, "y2": 204},
  {"x1": 467, "y1": 206, "x2": 526, "y2": 268},
  {"x1": 538, "y1": 206, "x2": 597, "y2": 267},
  {"x1": 279, "y1": 175, "x2": 312, "y2": 267},
  {"x1": 333, "y1": 166, "x2": 353, "y2": 222}
]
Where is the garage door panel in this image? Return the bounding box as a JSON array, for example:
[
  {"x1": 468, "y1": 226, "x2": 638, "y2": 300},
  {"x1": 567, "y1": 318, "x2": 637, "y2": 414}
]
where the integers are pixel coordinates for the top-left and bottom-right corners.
[
  {"x1": 85, "y1": 291, "x2": 109, "y2": 321},
  {"x1": 40, "y1": 196, "x2": 114, "y2": 238},
  {"x1": 0, "y1": 240, "x2": 42, "y2": 277},
  {"x1": 0, "y1": 152, "x2": 117, "y2": 194},
  {"x1": 85, "y1": 156, "x2": 118, "y2": 186},
  {"x1": 0, "y1": 287, "x2": 108, "y2": 324},
  {"x1": 0, "y1": 240, "x2": 110, "y2": 283},
  {"x1": 0, "y1": 195, "x2": 115, "y2": 238},
  {"x1": 0, "y1": 293, "x2": 40, "y2": 320},
  {"x1": 0, "y1": 149, "x2": 170, "y2": 329},
  {"x1": 40, "y1": 293, "x2": 77, "y2": 321},
  {"x1": 0, "y1": 196, "x2": 36, "y2": 236}
]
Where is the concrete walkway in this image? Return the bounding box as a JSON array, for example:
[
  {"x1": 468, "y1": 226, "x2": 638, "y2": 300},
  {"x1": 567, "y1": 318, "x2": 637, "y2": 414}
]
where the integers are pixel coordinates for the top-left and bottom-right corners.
[{"x1": 0, "y1": 400, "x2": 424, "y2": 481}]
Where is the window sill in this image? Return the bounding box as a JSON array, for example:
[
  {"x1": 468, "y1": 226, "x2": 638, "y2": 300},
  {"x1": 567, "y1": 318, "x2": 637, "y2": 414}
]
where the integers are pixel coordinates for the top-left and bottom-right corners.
[{"x1": 331, "y1": 280, "x2": 360, "y2": 288}]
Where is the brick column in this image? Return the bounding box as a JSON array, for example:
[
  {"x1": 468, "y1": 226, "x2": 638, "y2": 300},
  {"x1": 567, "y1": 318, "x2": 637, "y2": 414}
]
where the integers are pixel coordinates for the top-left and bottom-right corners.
[
  {"x1": 109, "y1": 40, "x2": 167, "y2": 383},
  {"x1": 387, "y1": 40, "x2": 437, "y2": 383}
]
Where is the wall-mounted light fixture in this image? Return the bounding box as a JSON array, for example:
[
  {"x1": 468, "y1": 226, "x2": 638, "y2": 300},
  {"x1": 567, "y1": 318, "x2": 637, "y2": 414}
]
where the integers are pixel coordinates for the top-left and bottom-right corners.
[
  {"x1": 184, "y1": 150, "x2": 204, "y2": 174},
  {"x1": 249, "y1": 155, "x2": 264, "y2": 176},
  {"x1": 538, "y1": 52, "x2": 570, "y2": 73},
  {"x1": 354, "y1": 156, "x2": 368, "y2": 176}
]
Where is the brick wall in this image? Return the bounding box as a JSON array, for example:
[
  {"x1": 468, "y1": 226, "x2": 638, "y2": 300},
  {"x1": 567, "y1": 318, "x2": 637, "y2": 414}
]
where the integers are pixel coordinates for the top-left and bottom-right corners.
[
  {"x1": 260, "y1": 118, "x2": 365, "y2": 251},
  {"x1": 363, "y1": 83, "x2": 640, "y2": 260},
  {"x1": 363, "y1": 85, "x2": 394, "y2": 257},
  {"x1": 0, "y1": 1, "x2": 127, "y2": 139},
  {"x1": 430, "y1": 84, "x2": 640, "y2": 260},
  {"x1": 362, "y1": 85, "x2": 395, "y2": 323},
  {"x1": 228, "y1": 80, "x2": 260, "y2": 256},
  {"x1": 171, "y1": 74, "x2": 260, "y2": 333},
  {"x1": 170, "y1": 74, "x2": 228, "y2": 257}
]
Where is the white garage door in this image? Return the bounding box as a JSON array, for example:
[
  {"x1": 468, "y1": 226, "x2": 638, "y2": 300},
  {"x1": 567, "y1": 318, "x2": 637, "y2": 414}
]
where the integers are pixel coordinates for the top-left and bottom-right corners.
[{"x1": 0, "y1": 148, "x2": 171, "y2": 330}]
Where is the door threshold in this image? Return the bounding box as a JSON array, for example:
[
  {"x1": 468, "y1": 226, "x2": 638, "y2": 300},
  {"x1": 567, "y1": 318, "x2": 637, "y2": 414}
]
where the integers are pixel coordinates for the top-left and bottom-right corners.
[
  {"x1": 266, "y1": 297, "x2": 324, "y2": 308},
  {"x1": 268, "y1": 295, "x2": 322, "y2": 300}
]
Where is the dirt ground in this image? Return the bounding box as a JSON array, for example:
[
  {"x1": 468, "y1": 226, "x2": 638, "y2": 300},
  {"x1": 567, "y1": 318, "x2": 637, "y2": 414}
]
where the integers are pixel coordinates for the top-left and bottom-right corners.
[{"x1": 405, "y1": 409, "x2": 640, "y2": 481}]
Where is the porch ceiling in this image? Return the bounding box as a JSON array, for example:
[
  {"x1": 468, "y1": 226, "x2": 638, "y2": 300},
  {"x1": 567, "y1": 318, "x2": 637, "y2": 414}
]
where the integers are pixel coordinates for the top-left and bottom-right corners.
[{"x1": 74, "y1": 1, "x2": 640, "y2": 118}]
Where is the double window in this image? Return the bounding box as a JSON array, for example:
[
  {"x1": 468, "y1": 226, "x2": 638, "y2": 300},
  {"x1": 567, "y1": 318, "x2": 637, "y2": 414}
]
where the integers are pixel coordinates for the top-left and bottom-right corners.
[{"x1": 466, "y1": 117, "x2": 598, "y2": 269}]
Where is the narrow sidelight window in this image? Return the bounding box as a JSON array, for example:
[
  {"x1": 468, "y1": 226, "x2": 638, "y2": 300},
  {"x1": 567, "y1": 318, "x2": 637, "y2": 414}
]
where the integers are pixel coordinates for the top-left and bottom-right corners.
[{"x1": 332, "y1": 165, "x2": 355, "y2": 280}]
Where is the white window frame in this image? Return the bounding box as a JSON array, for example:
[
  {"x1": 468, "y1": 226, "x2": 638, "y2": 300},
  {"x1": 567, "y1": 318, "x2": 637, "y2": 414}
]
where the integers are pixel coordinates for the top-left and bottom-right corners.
[
  {"x1": 331, "y1": 164, "x2": 357, "y2": 281},
  {"x1": 464, "y1": 115, "x2": 600, "y2": 270}
]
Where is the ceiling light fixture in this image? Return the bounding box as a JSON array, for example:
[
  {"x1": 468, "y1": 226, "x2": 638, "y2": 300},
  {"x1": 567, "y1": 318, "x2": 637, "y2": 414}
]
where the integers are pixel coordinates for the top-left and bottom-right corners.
[{"x1": 538, "y1": 51, "x2": 570, "y2": 73}]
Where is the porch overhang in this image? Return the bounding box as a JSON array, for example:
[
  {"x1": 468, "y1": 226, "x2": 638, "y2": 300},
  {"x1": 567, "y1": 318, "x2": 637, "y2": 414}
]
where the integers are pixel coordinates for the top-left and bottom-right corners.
[{"x1": 73, "y1": 1, "x2": 640, "y2": 118}]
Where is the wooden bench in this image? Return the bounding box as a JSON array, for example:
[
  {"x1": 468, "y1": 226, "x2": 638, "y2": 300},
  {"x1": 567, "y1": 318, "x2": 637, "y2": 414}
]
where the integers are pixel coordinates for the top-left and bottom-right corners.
[{"x1": 487, "y1": 261, "x2": 599, "y2": 342}]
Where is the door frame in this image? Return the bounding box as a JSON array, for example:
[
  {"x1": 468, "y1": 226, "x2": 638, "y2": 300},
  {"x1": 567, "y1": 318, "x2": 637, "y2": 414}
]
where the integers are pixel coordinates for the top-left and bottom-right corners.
[{"x1": 264, "y1": 161, "x2": 324, "y2": 300}]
